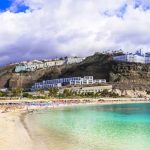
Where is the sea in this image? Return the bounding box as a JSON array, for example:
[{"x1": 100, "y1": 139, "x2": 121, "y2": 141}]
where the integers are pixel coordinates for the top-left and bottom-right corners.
[{"x1": 27, "y1": 103, "x2": 150, "y2": 150}]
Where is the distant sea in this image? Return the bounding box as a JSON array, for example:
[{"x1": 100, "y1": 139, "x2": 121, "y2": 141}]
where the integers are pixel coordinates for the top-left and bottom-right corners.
[{"x1": 27, "y1": 103, "x2": 150, "y2": 150}]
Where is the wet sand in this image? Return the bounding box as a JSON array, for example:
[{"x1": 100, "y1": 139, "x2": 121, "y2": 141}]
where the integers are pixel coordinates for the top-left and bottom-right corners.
[
  {"x1": 0, "y1": 112, "x2": 53, "y2": 150},
  {"x1": 0, "y1": 111, "x2": 71, "y2": 150},
  {"x1": 25, "y1": 111, "x2": 95, "y2": 150}
]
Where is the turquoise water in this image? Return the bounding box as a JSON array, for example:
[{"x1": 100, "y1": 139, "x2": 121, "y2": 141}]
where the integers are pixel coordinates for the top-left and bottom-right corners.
[{"x1": 29, "y1": 103, "x2": 150, "y2": 150}]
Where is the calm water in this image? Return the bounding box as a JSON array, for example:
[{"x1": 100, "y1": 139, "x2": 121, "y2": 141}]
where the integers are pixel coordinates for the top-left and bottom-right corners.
[{"x1": 29, "y1": 103, "x2": 150, "y2": 150}]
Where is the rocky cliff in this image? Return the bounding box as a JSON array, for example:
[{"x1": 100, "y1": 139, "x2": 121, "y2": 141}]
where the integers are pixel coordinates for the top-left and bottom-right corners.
[{"x1": 0, "y1": 53, "x2": 150, "y2": 90}]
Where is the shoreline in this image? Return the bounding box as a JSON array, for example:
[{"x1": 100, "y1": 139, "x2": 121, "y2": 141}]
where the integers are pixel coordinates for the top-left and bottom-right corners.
[{"x1": 0, "y1": 97, "x2": 150, "y2": 113}]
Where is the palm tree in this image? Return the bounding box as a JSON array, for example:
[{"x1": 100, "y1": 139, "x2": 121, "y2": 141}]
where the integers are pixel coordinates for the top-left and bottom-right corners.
[{"x1": 48, "y1": 88, "x2": 59, "y2": 97}]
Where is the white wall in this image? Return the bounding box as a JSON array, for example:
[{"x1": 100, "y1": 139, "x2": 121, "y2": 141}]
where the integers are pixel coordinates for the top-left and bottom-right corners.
[{"x1": 113, "y1": 54, "x2": 145, "y2": 64}]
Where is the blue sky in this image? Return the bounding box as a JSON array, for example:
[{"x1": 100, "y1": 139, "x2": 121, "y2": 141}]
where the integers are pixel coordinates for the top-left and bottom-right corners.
[
  {"x1": 0, "y1": 0, "x2": 150, "y2": 65},
  {"x1": 0, "y1": 0, "x2": 29, "y2": 12},
  {"x1": 0, "y1": 0, "x2": 12, "y2": 11}
]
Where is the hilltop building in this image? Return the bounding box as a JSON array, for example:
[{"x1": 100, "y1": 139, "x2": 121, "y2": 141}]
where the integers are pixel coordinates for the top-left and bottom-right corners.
[
  {"x1": 145, "y1": 53, "x2": 150, "y2": 64},
  {"x1": 113, "y1": 50, "x2": 145, "y2": 63},
  {"x1": 15, "y1": 59, "x2": 66, "y2": 72},
  {"x1": 113, "y1": 50, "x2": 150, "y2": 64},
  {"x1": 31, "y1": 76, "x2": 106, "y2": 91},
  {"x1": 15, "y1": 57, "x2": 85, "y2": 73},
  {"x1": 66, "y1": 57, "x2": 85, "y2": 64}
]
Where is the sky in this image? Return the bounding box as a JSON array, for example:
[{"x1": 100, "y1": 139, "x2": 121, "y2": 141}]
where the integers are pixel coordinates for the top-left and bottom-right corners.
[{"x1": 0, "y1": 0, "x2": 150, "y2": 65}]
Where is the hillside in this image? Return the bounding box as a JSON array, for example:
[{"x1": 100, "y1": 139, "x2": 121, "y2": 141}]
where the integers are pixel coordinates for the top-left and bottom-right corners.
[{"x1": 0, "y1": 53, "x2": 150, "y2": 91}]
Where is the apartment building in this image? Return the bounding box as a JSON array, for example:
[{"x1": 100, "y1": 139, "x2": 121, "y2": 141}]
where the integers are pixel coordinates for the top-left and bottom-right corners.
[
  {"x1": 15, "y1": 57, "x2": 84, "y2": 72},
  {"x1": 70, "y1": 76, "x2": 106, "y2": 85},
  {"x1": 113, "y1": 50, "x2": 150, "y2": 64},
  {"x1": 31, "y1": 76, "x2": 107, "y2": 91},
  {"x1": 66, "y1": 57, "x2": 85, "y2": 64}
]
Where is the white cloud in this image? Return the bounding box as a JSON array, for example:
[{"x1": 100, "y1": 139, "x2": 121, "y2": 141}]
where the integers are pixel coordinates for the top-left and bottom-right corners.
[{"x1": 0, "y1": 0, "x2": 150, "y2": 65}]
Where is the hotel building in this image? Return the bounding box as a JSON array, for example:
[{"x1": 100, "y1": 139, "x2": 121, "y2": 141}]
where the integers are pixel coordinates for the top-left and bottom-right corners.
[
  {"x1": 113, "y1": 50, "x2": 150, "y2": 64},
  {"x1": 15, "y1": 57, "x2": 85, "y2": 73},
  {"x1": 70, "y1": 76, "x2": 106, "y2": 85},
  {"x1": 145, "y1": 53, "x2": 150, "y2": 64},
  {"x1": 66, "y1": 57, "x2": 85, "y2": 64},
  {"x1": 31, "y1": 76, "x2": 106, "y2": 91}
]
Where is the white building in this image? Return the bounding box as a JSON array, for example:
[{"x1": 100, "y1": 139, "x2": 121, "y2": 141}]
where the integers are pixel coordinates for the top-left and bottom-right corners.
[
  {"x1": 113, "y1": 50, "x2": 150, "y2": 64},
  {"x1": 55, "y1": 60, "x2": 65, "y2": 66},
  {"x1": 127, "y1": 54, "x2": 145, "y2": 63},
  {"x1": 0, "y1": 88, "x2": 8, "y2": 92},
  {"x1": 70, "y1": 76, "x2": 106, "y2": 86},
  {"x1": 15, "y1": 57, "x2": 84, "y2": 73},
  {"x1": 93, "y1": 79, "x2": 107, "y2": 84},
  {"x1": 15, "y1": 59, "x2": 66, "y2": 72},
  {"x1": 15, "y1": 63, "x2": 43, "y2": 72},
  {"x1": 31, "y1": 76, "x2": 107, "y2": 91},
  {"x1": 60, "y1": 85, "x2": 112, "y2": 94},
  {"x1": 45, "y1": 61, "x2": 56, "y2": 67},
  {"x1": 31, "y1": 77, "x2": 82, "y2": 91},
  {"x1": 33, "y1": 83, "x2": 62, "y2": 90},
  {"x1": 66, "y1": 57, "x2": 85, "y2": 64},
  {"x1": 145, "y1": 53, "x2": 150, "y2": 64},
  {"x1": 113, "y1": 50, "x2": 145, "y2": 64}
]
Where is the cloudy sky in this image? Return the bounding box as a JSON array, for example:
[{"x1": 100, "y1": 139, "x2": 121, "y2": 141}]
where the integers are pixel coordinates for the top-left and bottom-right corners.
[{"x1": 0, "y1": 0, "x2": 150, "y2": 65}]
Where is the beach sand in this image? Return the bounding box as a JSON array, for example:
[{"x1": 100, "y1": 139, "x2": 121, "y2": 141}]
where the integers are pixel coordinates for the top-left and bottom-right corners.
[
  {"x1": 0, "y1": 112, "x2": 34, "y2": 150},
  {"x1": 0, "y1": 112, "x2": 63, "y2": 150}
]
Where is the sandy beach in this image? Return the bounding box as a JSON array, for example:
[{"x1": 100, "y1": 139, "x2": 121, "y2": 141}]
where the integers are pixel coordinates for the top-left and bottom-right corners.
[
  {"x1": 0, "y1": 112, "x2": 33, "y2": 150},
  {"x1": 0, "y1": 99, "x2": 150, "y2": 150},
  {"x1": 0, "y1": 111, "x2": 85, "y2": 150},
  {"x1": 0, "y1": 111, "x2": 51, "y2": 150}
]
